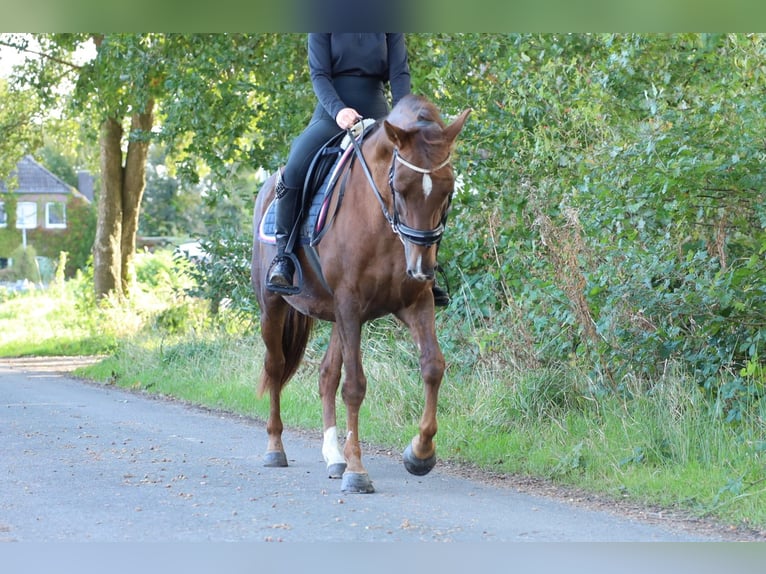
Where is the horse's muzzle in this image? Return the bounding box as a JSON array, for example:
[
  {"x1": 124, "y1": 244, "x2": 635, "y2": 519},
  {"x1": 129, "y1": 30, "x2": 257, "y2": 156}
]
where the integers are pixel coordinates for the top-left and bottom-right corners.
[
  {"x1": 407, "y1": 268, "x2": 435, "y2": 281},
  {"x1": 405, "y1": 248, "x2": 436, "y2": 281}
]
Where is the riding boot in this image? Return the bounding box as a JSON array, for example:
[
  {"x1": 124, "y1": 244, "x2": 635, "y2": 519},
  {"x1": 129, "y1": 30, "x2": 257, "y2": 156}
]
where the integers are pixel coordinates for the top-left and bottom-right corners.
[
  {"x1": 432, "y1": 240, "x2": 450, "y2": 308},
  {"x1": 432, "y1": 275, "x2": 450, "y2": 307},
  {"x1": 267, "y1": 174, "x2": 301, "y2": 292}
]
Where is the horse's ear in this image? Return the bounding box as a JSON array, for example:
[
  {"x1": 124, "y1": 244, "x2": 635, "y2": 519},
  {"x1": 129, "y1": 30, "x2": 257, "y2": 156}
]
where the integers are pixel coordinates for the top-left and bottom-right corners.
[
  {"x1": 443, "y1": 108, "x2": 472, "y2": 144},
  {"x1": 384, "y1": 120, "x2": 414, "y2": 148}
]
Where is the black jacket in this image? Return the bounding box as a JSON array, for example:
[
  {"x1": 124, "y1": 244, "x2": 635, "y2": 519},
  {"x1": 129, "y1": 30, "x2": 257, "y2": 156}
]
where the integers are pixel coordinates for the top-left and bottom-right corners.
[{"x1": 308, "y1": 33, "x2": 411, "y2": 121}]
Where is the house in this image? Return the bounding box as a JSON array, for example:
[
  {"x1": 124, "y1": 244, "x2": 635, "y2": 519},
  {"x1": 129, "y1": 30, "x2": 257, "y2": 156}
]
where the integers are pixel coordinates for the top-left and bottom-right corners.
[{"x1": 0, "y1": 155, "x2": 95, "y2": 275}]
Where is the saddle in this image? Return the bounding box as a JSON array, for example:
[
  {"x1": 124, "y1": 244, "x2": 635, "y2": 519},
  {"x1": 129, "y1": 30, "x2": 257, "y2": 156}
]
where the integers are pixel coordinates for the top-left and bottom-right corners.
[{"x1": 258, "y1": 119, "x2": 377, "y2": 248}]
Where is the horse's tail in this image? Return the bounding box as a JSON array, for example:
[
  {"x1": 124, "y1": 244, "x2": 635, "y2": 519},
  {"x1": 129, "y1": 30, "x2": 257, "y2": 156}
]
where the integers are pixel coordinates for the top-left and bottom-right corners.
[
  {"x1": 280, "y1": 307, "x2": 315, "y2": 386},
  {"x1": 257, "y1": 306, "x2": 315, "y2": 397}
]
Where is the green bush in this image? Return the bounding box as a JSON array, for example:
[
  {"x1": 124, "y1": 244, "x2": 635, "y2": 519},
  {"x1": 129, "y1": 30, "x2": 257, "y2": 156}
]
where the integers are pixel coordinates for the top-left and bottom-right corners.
[
  {"x1": 8, "y1": 244, "x2": 41, "y2": 283},
  {"x1": 420, "y1": 33, "x2": 766, "y2": 417},
  {"x1": 180, "y1": 228, "x2": 257, "y2": 321}
]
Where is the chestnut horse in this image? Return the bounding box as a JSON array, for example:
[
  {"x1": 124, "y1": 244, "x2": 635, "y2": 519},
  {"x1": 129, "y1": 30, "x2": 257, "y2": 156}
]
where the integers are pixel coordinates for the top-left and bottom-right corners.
[{"x1": 251, "y1": 94, "x2": 470, "y2": 493}]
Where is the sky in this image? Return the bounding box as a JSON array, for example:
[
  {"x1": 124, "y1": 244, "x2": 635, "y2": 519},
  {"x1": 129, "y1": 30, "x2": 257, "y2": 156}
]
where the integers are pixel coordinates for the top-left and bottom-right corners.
[
  {"x1": 0, "y1": 43, "x2": 29, "y2": 78},
  {"x1": 0, "y1": 35, "x2": 97, "y2": 79}
]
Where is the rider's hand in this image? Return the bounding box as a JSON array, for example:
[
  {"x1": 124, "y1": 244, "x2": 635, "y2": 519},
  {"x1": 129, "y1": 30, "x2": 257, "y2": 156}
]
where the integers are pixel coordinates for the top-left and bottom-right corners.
[{"x1": 335, "y1": 107, "x2": 362, "y2": 130}]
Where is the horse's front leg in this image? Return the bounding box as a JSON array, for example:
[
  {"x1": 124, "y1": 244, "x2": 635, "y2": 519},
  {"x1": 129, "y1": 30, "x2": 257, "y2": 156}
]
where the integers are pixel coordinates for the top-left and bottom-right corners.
[
  {"x1": 398, "y1": 304, "x2": 445, "y2": 476},
  {"x1": 335, "y1": 303, "x2": 374, "y2": 493},
  {"x1": 319, "y1": 325, "x2": 346, "y2": 478}
]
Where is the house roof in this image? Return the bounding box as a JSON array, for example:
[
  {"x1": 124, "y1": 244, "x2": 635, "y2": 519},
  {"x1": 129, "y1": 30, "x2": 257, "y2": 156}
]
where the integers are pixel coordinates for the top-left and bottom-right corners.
[{"x1": 0, "y1": 155, "x2": 91, "y2": 202}]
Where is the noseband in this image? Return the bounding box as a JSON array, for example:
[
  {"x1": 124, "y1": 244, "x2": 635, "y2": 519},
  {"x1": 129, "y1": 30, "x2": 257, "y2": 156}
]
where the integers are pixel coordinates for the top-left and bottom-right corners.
[{"x1": 348, "y1": 128, "x2": 451, "y2": 247}]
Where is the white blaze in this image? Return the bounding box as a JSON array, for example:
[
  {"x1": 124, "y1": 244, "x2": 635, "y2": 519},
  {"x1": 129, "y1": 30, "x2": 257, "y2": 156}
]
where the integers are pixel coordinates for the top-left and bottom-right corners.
[{"x1": 422, "y1": 173, "x2": 432, "y2": 196}]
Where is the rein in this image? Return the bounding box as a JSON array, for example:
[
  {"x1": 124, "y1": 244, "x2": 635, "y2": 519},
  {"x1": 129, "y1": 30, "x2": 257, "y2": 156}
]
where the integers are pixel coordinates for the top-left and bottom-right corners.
[{"x1": 346, "y1": 126, "x2": 450, "y2": 247}]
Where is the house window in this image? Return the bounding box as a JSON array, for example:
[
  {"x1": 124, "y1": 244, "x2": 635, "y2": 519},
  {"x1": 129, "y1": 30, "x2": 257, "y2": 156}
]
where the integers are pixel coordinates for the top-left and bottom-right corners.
[
  {"x1": 0, "y1": 202, "x2": 6, "y2": 227},
  {"x1": 16, "y1": 202, "x2": 37, "y2": 229},
  {"x1": 45, "y1": 202, "x2": 66, "y2": 229}
]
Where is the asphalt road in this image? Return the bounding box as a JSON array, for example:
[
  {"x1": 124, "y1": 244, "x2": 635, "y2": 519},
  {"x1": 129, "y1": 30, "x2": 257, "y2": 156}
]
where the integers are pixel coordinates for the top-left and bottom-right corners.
[{"x1": 0, "y1": 357, "x2": 719, "y2": 543}]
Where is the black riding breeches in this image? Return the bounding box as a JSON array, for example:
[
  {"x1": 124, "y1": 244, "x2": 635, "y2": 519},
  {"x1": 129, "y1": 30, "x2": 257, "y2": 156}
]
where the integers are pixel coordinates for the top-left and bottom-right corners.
[{"x1": 281, "y1": 76, "x2": 390, "y2": 190}]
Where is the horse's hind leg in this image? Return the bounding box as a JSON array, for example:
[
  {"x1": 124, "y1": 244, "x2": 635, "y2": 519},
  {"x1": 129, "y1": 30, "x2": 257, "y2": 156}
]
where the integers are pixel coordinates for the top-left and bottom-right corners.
[
  {"x1": 263, "y1": 386, "x2": 288, "y2": 467},
  {"x1": 258, "y1": 302, "x2": 290, "y2": 468},
  {"x1": 319, "y1": 325, "x2": 346, "y2": 478}
]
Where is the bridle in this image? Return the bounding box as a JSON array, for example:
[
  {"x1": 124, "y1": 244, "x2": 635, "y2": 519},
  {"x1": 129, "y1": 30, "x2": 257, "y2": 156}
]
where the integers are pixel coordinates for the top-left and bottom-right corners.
[{"x1": 347, "y1": 127, "x2": 452, "y2": 247}]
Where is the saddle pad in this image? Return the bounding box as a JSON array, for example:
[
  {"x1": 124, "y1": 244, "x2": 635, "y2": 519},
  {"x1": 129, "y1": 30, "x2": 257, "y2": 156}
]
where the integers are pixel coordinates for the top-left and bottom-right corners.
[{"x1": 259, "y1": 188, "x2": 328, "y2": 246}]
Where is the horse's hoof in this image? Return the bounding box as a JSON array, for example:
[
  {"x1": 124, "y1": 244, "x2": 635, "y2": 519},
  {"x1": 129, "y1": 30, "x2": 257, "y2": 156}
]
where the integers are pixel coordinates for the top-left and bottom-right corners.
[
  {"x1": 263, "y1": 450, "x2": 288, "y2": 467},
  {"x1": 403, "y1": 443, "x2": 436, "y2": 476},
  {"x1": 327, "y1": 462, "x2": 347, "y2": 479},
  {"x1": 341, "y1": 472, "x2": 375, "y2": 493}
]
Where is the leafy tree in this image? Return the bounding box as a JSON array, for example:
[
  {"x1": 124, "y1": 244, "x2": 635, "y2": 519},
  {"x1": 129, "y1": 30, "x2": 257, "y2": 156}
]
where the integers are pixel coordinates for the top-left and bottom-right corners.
[
  {"x1": 0, "y1": 78, "x2": 43, "y2": 182},
  {"x1": 139, "y1": 145, "x2": 206, "y2": 238},
  {"x1": 2, "y1": 33, "x2": 310, "y2": 300}
]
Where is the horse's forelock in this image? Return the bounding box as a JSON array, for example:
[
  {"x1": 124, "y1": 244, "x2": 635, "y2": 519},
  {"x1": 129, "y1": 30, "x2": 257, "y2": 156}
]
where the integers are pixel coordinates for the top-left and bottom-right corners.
[
  {"x1": 388, "y1": 95, "x2": 450, "y2": 163},
  {"x1": 415, "y1": 124, "x2": 447, "y2": 161}
]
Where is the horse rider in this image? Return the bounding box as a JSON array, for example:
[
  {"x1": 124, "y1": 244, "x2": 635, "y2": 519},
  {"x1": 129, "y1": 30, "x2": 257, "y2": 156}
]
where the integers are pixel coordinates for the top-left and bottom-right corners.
[{"x1": 267, "y1": 33, "x2": 451, "y2": 307}]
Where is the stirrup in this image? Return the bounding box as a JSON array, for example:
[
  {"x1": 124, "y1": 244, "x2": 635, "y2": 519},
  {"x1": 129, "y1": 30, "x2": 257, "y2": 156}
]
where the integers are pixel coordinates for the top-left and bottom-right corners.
[{"x1": 266, "y1": 253, "x2": 302, "y2": 295}]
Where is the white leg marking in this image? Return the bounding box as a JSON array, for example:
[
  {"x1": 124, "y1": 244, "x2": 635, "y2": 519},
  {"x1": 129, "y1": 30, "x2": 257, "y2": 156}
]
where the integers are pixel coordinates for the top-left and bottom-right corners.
[{"x1": 322, "y1": 426, "x2": 345, "y2": 466}]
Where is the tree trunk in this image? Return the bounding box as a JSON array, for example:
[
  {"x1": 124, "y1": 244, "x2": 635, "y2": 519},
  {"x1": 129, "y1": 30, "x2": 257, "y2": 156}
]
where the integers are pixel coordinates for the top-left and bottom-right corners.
[
  {"x1": 93, "y1": 100, "x2": 154, "y2": 301},
  {"x1": 93, "y1": 117, "x2": 124, "y2": 300},
  {"x1": 120, "y1": 100, "x2": 154, "y2": 295}
]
